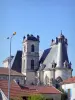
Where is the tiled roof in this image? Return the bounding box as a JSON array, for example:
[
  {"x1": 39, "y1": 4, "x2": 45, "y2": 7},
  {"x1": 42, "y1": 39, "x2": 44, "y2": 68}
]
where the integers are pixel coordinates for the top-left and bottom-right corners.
[
  {"x1": 0, "y1": 80, "x2": 62, "y2": 99},
  {"x1": 0, "y1": 80, "x2": 39, "y2": 99},
  {"x1": 26, "y1": 85, "x2": 62, "y2": 94},
  {"x1": 61, "y1": 77, "x2": 75, "y2": 85},
  {"x1": 0, "y1": 67, "x2": 24, "y2": 76}
]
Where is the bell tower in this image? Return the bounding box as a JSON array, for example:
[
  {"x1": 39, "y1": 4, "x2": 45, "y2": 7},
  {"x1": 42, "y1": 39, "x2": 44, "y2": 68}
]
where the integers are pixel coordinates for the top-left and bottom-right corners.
[
  {"x1": 55, "y1": 32, "x2": 72, "y2": 80},
  {"x1": 22, "y1": 34, "x2": 39, "y2": 85}
]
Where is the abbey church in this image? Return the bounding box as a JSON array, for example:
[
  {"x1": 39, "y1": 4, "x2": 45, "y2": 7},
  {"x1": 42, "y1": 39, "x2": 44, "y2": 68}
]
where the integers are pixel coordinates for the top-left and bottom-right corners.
[{"x1": 3, "y1": 33, "x2": 73, "y2": 86}]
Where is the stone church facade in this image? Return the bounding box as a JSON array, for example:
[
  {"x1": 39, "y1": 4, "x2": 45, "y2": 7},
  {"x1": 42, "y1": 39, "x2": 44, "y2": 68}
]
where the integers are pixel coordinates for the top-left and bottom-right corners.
[
  {"x1": 3, "y1": 33, "x2": 73, "y2": 86},
  {"x1": 21, "y1": 33, "x2": 72, "y2": 85}
]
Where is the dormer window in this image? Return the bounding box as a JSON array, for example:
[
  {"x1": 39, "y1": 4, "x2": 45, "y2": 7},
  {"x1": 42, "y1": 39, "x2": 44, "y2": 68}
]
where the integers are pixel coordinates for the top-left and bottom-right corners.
[{"x1": 31, "y1": 44, "x2": 34, "y2": 52}]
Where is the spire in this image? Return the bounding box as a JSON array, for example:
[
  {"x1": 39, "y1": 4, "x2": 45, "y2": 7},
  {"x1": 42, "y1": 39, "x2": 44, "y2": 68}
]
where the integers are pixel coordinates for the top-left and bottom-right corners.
[
  {"x1": 59, "y1": 30, "x2": 64, "y2": 39},
  {"x1": 61, "y1": 30, "x2": 62, "y2": 35}
]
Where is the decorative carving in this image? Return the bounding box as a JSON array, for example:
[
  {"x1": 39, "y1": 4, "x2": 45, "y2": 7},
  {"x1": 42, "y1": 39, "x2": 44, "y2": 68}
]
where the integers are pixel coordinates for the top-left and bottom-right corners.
[
  {"x1": 27, "y1": 34, "x2": 29, "y2": 38},
  {"x1": 23, "y1": 36, "x2": 25, "y2": 40},
  {"x1": 56, "y1": 37, "x2": 58, "y2": 44},
  {"x1": 52, "y1": 39, "x2": 54, "y2": 42},
  {"x1": 64, "y1": 38, "x2": 68, "y2": 45},
  {"x1": 64, "y1": 60, "x2": 68, "y2": 67},
  {"x1": 52, "y1": 61, "x2": 57, "y2": 68},
  {"x1": 69, "y1": 62, "x2": 72, "y2": 69}
]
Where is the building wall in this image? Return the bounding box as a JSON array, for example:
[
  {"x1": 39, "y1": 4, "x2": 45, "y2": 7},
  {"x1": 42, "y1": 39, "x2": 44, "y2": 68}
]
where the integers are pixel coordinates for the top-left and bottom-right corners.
[
  {"x1": 22, "y1": 39, "x2": 39, "y2": 85},
  {"x1": 22, "y1": 40, "x2": 39, "y2": 72},
  {"x1": 62, "y1": 83, "x2": 75, "y2": 100},
  {"x1": 43, "y1": 94, "x2": 61, "y2": 100},
  {"x1": 55, "y1": 68, "x2": 72, "y2": 80},
  {"x1": 39, "y1": 68, "x2": 72, "y2": 86},
  {"x1": 39, "y1": 71, "x2": 44, "y2": 84},
  {"x1": 3, "y1": 61, "x2": 9, "y2": 68},
  {"x1": 26, "y1": 71, "x2": 36, "y2": 85},
  {"x1": 0, "y1": 75, "x2": 25, "y2": 85},
  {"x1": 0, "y1": 89, "x2": 8, "y2": 100},
  {"x1": 44, "y1": 71, "x2": 53, "y2": 85}
]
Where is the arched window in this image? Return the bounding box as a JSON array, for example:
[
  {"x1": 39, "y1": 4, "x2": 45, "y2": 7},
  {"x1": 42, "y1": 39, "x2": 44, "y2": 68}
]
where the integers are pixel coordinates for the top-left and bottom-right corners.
[
  {"x1": 31, "y1": 44, "x2": 34, "y2": 52},
  {"x1": 31, "y1": 60, "x2": 34, "y2": 70}
]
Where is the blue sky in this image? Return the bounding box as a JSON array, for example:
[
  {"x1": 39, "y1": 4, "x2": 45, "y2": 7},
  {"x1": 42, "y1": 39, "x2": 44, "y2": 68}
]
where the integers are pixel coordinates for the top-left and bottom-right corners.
[{"x1": 0, "y1": 0, "x2": 75, "y2": 75}]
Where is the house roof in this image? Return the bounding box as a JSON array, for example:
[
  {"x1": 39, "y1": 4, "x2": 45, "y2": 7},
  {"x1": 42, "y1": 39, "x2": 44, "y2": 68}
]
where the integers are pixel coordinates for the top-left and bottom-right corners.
[
  {"x1": 0, "y1": 80, "x2": 62, "y2": 99},
  {"x1": 61, "y1": 77, "x2": 75, "y2": 85},
  {"x1": 3, "y1": 56, "x2": 14, "y2": 62},
  {"x1": 39, "y1": 35, "x2": 69, "y2": 70},
  {"x1": 0, "y1": 80, "x2": 39, "y2": 99},
  {"x1": 25, "y1": 85, "x2": 62, "y2": 94},
  {"x1": 0, "y1": 67, "x2": 24, "y2": 76},
  {"x1": 39, "y1": 48, "x2": 50, "y2": 64},
  {"x1": 11, "y1": 50, "x2": 22, "y2": 73}
]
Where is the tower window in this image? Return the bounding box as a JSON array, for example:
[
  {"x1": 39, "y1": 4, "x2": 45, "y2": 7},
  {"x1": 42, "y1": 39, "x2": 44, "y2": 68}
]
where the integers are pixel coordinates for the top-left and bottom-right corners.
[
  {"x1": 31, "y1": 60, "x2": 34, "y2": 70},
  {"x1": 31, "y1": 44, "x2": 34, "y2": 52}
]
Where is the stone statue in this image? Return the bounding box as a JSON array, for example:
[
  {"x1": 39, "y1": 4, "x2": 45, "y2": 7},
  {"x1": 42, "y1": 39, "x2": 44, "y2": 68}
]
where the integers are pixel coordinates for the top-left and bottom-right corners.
[
  {"x1": 69, "y1": 62, "x2": 72, "y2": 69},
  {"x1": 64, "y1": 60, "x2": 68, "y2": 67},
  {"x1": 52, "y1": 61, "x2": 57, "y2": 68}
]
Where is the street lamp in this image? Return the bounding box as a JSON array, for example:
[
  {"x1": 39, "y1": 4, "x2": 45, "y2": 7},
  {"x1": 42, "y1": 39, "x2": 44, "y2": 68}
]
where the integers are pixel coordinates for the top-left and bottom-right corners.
[{"x1": 7, "y1": 32, "x2": 16, "y2": 100}]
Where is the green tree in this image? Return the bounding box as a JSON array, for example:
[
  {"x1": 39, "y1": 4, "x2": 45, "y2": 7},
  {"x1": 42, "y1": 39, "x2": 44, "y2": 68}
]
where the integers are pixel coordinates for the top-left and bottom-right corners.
[
  {"x1": 28, "y1": 94, "x2": 53, "y2": 100},
  {"x1": 28, "y1": 94, "x2": 45, "y2": 100},
  {"x1": 10, "y1": 97, "x2": 23, "y2": 100}
]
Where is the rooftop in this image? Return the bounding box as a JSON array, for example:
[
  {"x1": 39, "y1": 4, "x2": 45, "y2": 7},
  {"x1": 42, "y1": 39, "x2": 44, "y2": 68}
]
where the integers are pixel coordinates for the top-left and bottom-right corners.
[
  {"x1": 0, "y1": 67, "x2": 24, "y2": 76},
  {"x1": 0, "y1": 80, "x2": 62, "y2": 99},
  {"x1": 3, "y1": 56, "x2": 14, "y2": 62},
  {"x1": 39, "y1": 33, "x2": 71, "y2": 70},
  {"x1": 61, "y1": 77, "x2": 75, "y2": 85},
  {"x1": 23, "y1": 34, "x2": 40, "y2": 42},
  {"x1": 0, "y1": 80, "x2": 39, "y2": 99}
]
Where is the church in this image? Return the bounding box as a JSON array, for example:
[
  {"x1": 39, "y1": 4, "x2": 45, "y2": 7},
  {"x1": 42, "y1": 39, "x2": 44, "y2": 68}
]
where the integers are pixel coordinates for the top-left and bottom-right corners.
[{"x1": 3, "y1": 32, "x2": 73, "y2": 86}]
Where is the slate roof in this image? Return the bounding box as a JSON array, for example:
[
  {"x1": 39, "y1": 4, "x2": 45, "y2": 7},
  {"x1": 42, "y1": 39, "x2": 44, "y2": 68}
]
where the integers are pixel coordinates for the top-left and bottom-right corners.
[
  {"x1": 39, "y1": 48, "x2": 51, "y2": 64},
  {"x1": 11, "y1": 50, "x2": 22, "y2": 73},
  {"x1": 39, "y1": 42, "x2": 69, "y2": 70},
  {"x1": 0, "y1": 67, "x2": 24, "y2": 76}
]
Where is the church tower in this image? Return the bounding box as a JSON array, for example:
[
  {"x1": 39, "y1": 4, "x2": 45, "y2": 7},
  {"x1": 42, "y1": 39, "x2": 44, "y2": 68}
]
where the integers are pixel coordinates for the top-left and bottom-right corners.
[
  {"x1": 39, "y1": 32, "x2": 73, "y2": 86},
  {"x1": 55, "y1": 33, "x2": 72, "y2": 80},
  {"x1": 22, "y1": 34, "x2": 39, "y2": 85}
]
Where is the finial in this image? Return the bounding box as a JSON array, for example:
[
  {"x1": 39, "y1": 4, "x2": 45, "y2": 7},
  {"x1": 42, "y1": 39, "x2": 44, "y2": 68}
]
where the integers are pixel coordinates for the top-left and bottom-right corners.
[
  {"x1": 52, "y1": 39, "x2": 54, "y2": 42},
  {"x1": 37, "y1": 35, "x2": 40, "y2": 41},
  {"x1": 37, "y1": 35, "x2": 39, "y2": 39},
  {"x1": 61, "y1": 30, "x2": 62, "y2": 35}
]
